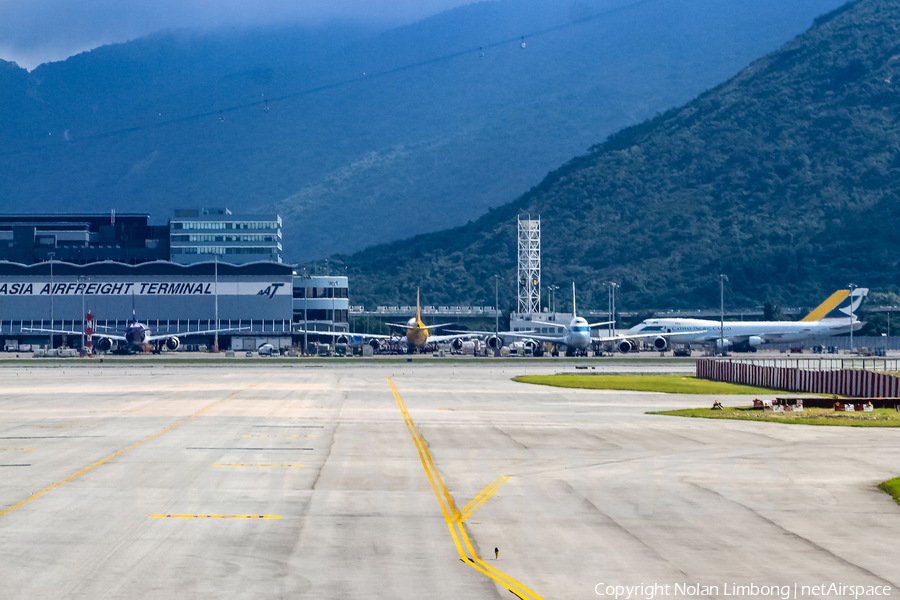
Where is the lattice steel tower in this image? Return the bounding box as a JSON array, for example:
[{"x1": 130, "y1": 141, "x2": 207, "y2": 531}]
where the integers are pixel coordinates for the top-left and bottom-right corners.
[{"x1": 517, "y1": 215, "x2": 541, "y2": 314}]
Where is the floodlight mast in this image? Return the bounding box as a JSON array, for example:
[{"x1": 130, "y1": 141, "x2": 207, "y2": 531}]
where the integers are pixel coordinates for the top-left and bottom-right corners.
[
  {"x1": 493, "y1": 275, "x2": 502, "y2": 333},
  {"x1": 609, "y1": 282, "x2": 619, "y2": 337},
  {"x1": 719, "y1": 274, "x2": 729, "y2": 356},
  {"x1": 849, "y1": 283, "x2": 857, "y2": 355},
  {"x1": 517, "y1": 215, "x2": 541, "y2": 314},
  {"x1": 48, "y1": 252, "x2": 55, "y2": 350},
  {"x1": 214, "y1": 255, "x2": 219, "y2": 353}
]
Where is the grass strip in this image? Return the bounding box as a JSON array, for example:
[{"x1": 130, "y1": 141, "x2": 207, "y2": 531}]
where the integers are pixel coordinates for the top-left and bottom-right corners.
[
  {"x1": 512, "y1": 374, "x2": 781, "y2": 395},
  {"x1": 649, "y1": 406, "x2": 900, "y2": 427},
  {"x1": 878, "y1": 477, "x2": 900, "y2": 505}
]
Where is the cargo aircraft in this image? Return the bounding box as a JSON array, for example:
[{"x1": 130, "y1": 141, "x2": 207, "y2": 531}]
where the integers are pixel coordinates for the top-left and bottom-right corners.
[
  {"x1": 460, "y1": 283, "x2": 618, "y2": 356},
  {"x1": 25, "y1": 305, "x2": 245, "y2": 354},
  {"x1": 614, "y1": 287, "x2": 869, "y2": 353},
  {"x1": 295, "y1": 289, "x2": 479, "y2": 353}
]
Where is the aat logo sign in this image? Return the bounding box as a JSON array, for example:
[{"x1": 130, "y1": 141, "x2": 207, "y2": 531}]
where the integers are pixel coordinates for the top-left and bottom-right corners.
[{"x1": 256, "y1": 283, "x2": 285, "y2": 299}]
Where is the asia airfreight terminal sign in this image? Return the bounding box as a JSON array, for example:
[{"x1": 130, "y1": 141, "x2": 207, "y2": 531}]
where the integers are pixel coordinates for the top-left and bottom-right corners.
[{"x1": 0, "y1": 282, "x2": 287, "y2": 297}]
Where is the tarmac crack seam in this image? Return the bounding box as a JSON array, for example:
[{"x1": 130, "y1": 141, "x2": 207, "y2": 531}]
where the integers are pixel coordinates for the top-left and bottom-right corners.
[
  {"x1": 388, "y1": 377, "x2": 544, "y2": 600},
  {"x1": 682, "y1": 480, "x2": 899, "y2": 587},
  {"x1": 0, "y1": 382, "x2": 260, "y2": 518}
]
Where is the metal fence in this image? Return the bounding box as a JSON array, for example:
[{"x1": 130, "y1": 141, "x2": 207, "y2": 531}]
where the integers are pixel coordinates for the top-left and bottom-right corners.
[
  {"x1": 703, "y1": 357, "x2": 900, "y2": 372},
  {"x1": 697, "y1": 358, "x2": 900, "y2": 397}
]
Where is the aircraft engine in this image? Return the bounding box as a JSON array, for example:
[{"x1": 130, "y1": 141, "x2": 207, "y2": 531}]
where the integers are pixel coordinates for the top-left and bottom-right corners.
[
  {"x1": 715, "y1": 338, "x2": 731, "y2": 349},
  {"x1": 336, "y1": 334, "x2": 350, "y2": 345},
  {"x1": 617, "y1": 340, "x2": 633, "y2": 353},
  {"x1": 165, "y1": 337, "x2": 180, "y2": 351},
  {"x1": 369, "y1": 339, "x2": 381, "y2": 351},
  {"x1": 748, "y1": 336, "x2": 763, "y2": 347},
  {"x1": 96, "y1": 337, "x2": 112, "y2": 352},
  {"x1": 485, "y1": 335, "x2": 503, "y2": 350},
  {"x1": 452, "y1": 339, "x2": 477, "y2": 355},
  {"x1": 653, "y1": 336, "x2": 668, "y2": 351}
]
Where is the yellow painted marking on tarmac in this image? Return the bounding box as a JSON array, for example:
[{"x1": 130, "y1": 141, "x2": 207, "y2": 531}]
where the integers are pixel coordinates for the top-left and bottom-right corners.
[
  {"x1": 459, "y1": 476, "x2": 510, "y2": 523},
  {"x1": 210, "y1": 464, "x2": 305, "y2": 467},
  {"x1": 242, "y1": 435, "x2": 317, "y2": 438},
  {"x1": 388, "y1": 378, "x2": 543, "y2": 600},
  {"x1": 150, "y1": 514, "x2": 280, "y2": 519},
  {"x1": 0, "y1": 449, "x2": 34, "y2": 451},
  {"x1": 0, "y1": 384, "x2": 259, "y2": 518}
]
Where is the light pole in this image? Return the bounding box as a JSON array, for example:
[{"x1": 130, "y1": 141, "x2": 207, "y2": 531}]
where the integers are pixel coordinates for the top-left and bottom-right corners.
[
  {"x1": 607, "y1": 284, "x2": 612, "y2": 337},
  {"x1": 48, "y1": 252, "x2": 55, "y2": 349},
  {"x1": 213, "y1": 255, "x2": 219, "y2": 353},
  {"x1": 609, "y1": 282, "x2": 619, "y2": 336},
  {"x1": 331, "y1": 279, "x2": 336, "y2": 334},
  {"x1": 79, "y1": 275, "x2": 86, "y2": 352},
  {"x1": 549, "y1": 285, "x2": 559, "y2": 314},
  {"x1": 303, "y1": 268, "x2": 309, "y2": 356},
  {"x1": 719, "y1": 274, "x2": 729, "y2": 356},
  {"x1": 493, "y1": 275, "x2": 502, "y2": 333},
  {"x1": 849, "y1": 283, "x2": 857, "y2": 355}
]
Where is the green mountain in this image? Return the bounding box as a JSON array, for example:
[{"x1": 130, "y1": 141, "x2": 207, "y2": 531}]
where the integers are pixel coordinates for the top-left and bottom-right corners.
[
  {"x1": 0, "y1": 0, "x2": 845, "y2": 260},
  {"x1": 335, "y1": 0, "x2": 900, "y2": 313}
]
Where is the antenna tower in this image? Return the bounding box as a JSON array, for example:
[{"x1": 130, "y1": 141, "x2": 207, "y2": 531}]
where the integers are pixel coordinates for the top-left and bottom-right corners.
[{"x1": 517, "y1": 215, "x2": 541, "y2": 314}]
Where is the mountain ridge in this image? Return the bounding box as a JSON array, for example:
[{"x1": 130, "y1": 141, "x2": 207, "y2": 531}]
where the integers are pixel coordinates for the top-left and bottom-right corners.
[
  {"x1": 332, "y1": 0, "x2": 900, "y2": 312},
  {"x1": 0, "y1": 0, "x2": 846, "y2": 260}
]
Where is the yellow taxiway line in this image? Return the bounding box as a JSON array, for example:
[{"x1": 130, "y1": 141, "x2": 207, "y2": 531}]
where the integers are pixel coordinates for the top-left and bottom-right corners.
[
  {"x1": 0, "y1": 384, "x2": 259, "y2": 518},
  {"x1": 242, "y1": 434, "x2": 317, "y2": 438},
  {"x1": 459, "y1": 476, "x2": 510, "y2": 523},
  {"x1": 388, "y1": 377, "x2": 543, "y2": 600},
  {"x1": 210, "y1": 463, "x2": 305, "y2": 467},
  {"x1": 150, "y1": 514, "x2": 280, "y2": 519}
]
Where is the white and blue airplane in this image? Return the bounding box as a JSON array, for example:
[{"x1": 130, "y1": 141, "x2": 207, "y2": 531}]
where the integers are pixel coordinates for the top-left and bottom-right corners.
[
  {"x1": 615, "y1": 287, "x2": 869, "y2": 353},
  {"x1": 461, "y1": 283, "x2": 615, "y2": 356}
]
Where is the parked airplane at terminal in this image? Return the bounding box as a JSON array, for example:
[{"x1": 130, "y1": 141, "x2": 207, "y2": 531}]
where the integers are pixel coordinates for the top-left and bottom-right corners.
[
  {"x1": 25, "y1": 308, "x2": 245, "y2": 353},
  {"x1": 615, "y1": 288, "x2": 869, "y2": 353},
  {"x1": 296, "y1": 289, "x2": 478, "y2": 353},
  {"x1": 462, "y1": 283, "x2": 614, "y2": 356}
]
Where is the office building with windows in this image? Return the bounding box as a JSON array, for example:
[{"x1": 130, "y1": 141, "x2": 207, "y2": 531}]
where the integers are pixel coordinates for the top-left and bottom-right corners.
[
  {"x1": 292, "y1": 275, "x2": 349, "y2": 334},
  {"x1": 169, "y1": 208, "x2": 283, "y2": 265},
  {"x1": 0, "y1": 213, "x2": 169, "y2": 265}
]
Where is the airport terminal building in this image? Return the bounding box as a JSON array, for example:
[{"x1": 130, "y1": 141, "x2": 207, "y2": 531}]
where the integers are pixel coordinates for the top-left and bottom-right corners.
[
  {"x1": 0, "y1": 261, "x2": 294, "y2": 350},
  {"x1": 0, "y1": 210, "x2": 352, "y2": 352}
]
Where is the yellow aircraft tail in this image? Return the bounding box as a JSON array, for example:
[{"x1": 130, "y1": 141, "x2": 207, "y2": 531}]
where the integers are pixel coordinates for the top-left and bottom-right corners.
[
  {"x1": 416, "y1": 288, "x2": 423, "y2": 327},
  {"x1": 801, "y1": 288, "x2": 868, "y2": 322}
]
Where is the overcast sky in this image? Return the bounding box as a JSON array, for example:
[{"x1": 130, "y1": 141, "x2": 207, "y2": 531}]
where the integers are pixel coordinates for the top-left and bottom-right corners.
[{"x1": 0, "y1": 0, "x2": 476, "y2": 70}]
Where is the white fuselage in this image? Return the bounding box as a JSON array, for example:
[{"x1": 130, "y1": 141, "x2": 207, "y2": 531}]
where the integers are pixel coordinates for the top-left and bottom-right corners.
[
  {"x1": 513, "y1": 316, "x2": 592, "y2": 349},
  {"x1": 124, "y1": 321, "x2": 151, "y2": 345},
  {"x1": 627, "y1": 317, "x2": 861, "y2": 344},
  {"x1": 563, "y1": 317, "x2": 593, "y2": 348}
]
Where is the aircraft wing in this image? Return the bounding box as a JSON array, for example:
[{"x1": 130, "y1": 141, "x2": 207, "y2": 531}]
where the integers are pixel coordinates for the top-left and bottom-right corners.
[
  {"x1": 729, "y1": 329, "x2": 814, "y2": 342},
  {"x1": 385, "y1": 322, "x2": 458, "y2": 330},
  {"x1": 419, "y1": 322, "x2": 459, "y2": 330},
  {"x1": 500, "y1": 332, "x2": 567, "y2": 344},
  {"x1": 451, "y1": 329, "x2": 566, "y2": 344},
  {"x1": 428, "y1": 332, "x2": 482, "y2": 344},
  {"x1": 21, "y1": 327, "x2": 128, "y2": 342},
  {"x1": 586, "y1": 321, "x2": 614, "y2": 328},
  {"x1": 292, "y1": 329, "x2": 395, "y2": 340},
  {"x1": 593, "y1": 330, "x2": 707, "y2": 343},
  {"x1": 146, "y1": 327, "x2": 251, "y2": 342}
]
